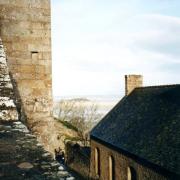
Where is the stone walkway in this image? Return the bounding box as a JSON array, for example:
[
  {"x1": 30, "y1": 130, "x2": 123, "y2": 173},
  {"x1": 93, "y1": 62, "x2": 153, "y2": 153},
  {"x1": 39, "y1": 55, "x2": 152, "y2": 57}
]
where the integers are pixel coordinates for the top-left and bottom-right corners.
[{"x1": 0, "y1": 120, "x2": 75, "y2": 180}]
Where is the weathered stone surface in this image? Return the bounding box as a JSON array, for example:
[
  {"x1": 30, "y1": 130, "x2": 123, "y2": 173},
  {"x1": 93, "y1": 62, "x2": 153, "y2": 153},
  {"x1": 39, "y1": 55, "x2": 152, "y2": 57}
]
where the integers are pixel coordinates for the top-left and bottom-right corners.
[
  {"x1": 0, "y1": 40, "x2": 18, "y2": 121},
  {"x1": 58, "y1": 165, "x2": 65, "y2": 171},
  {"x1": 0, "y1": 0, "x2": 52, "y2": 119},
  {"x1": 0, "y1": 120, "x2": 75, "y2": 179},
  {"x1": 0, "y1": 1, "x2": 56, "y2": 154},
  {"x1": 17, "y1": 162, "x2": 34, "y2": 169},
  {"x1": 0, "y1": 37, "x2": 76, "y2": 179},
  {"x1": 125, "y1": 75, "x2": 143, "y2": 95},
  {"x1": 66, "y1": 177, "x2": 75, "y2": 180},
  {"x1": 0, "y1": 3, "x2": 80, "y2": 179}
]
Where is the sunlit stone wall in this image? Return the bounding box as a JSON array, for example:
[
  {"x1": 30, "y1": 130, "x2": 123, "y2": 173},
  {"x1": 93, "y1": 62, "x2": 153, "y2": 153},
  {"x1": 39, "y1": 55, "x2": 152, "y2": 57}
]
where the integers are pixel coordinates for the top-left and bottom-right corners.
[{"x1": 0, "y1": 0, "x2": 52, "y2": 120}]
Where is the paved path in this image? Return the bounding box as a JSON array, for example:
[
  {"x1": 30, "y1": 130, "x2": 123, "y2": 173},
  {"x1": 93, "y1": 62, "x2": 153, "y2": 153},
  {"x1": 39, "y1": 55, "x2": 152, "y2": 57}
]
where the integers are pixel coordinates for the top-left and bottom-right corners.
[{"x1": 0, "y1": 120, "x2": 75, "y2": 180}]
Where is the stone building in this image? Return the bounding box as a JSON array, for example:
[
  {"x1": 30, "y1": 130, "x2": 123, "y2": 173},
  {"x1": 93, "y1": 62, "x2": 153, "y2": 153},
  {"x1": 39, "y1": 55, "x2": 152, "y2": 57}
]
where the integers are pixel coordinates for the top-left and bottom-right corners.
[
  {"x1": 0, "y1": 0, "x2": 63, "y2": 155},
  {"x1": 0, "y1": 37, "x2": 75, "y2": 179},
  {"x1": 0, "y1": 0, "x2": 52, "y2": 121},
  {"x1": 90, "y1": 75, "x2": 180, "y2": 180},
  {"x1": 0, "y1": 2, "x2": 80, "y2": 179}
]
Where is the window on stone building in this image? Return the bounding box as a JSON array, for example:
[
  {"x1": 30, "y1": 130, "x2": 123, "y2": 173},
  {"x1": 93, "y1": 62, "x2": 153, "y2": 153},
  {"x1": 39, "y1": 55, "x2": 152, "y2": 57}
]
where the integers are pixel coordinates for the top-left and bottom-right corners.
[
  {"x1": 109, "y1": 155, "x2": 115, "y2": 180},
  {"x1": 127, "y1": 166, "x2": 137, "y2": 180},
  {"x1": 31, "y1": 51, "x2": 39, "y2": 60},
  {"x1": 95, "y1": 147, "x2": 100, "y2": 177}
]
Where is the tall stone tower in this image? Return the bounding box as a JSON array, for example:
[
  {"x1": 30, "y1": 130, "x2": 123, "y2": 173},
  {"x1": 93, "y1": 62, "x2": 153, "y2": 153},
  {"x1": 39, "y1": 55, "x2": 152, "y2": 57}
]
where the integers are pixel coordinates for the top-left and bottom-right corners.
[{"x1": 0, "y1": 0, "x2": 52, "y2": 122}]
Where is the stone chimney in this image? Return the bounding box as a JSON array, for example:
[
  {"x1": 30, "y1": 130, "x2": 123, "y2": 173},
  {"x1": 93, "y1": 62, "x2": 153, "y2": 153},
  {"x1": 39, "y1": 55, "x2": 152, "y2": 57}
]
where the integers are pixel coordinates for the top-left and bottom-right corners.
[{"x1": 125, "y1": 75, "x2": 143, "y2": 96}]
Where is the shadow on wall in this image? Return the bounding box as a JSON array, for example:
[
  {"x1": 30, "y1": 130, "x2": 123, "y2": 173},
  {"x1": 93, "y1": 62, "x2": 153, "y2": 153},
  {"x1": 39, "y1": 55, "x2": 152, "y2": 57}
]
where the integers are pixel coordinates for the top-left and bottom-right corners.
[
  {"x1": 65, "y1": 141, "x2": 91, "y2": 179},
  {"x1": 9, "y1": 72, "x2": 27, "y2": 124}
]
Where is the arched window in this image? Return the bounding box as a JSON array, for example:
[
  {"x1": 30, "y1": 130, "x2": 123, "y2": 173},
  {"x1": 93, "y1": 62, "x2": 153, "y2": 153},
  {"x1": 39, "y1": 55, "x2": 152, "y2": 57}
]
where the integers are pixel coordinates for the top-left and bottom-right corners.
[
  {"x1": 127, "y1": 166, "x2": 137, "y2": 180},
  {"x1": 109, "y1": 155, "x2": 115, "y2": 180},
  {"x1": 95, "y1": 147, "x2": 100, "y2": 177}
]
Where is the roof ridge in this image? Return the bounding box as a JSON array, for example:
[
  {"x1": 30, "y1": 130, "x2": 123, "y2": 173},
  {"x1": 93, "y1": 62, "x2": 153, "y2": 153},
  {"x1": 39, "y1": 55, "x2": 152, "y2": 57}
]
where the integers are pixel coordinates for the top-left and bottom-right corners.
[{"x1": 136, "y1": 84, "x2": 180, "y2": 89}]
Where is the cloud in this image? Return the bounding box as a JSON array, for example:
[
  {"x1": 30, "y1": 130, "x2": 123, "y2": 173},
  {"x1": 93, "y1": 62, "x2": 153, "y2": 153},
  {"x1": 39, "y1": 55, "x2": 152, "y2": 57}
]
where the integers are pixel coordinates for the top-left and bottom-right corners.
[
  {"x1": 52, "y1": 1, "x2": 180, "y2": 96},
  {"x1": 130, "y1": 14, "x2": 180, "y2": 59}
]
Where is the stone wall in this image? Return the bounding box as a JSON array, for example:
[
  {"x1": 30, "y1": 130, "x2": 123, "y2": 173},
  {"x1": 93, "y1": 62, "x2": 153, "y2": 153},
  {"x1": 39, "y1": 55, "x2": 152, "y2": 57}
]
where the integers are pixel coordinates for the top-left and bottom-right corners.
[
  {"x1": 0, "y1": 40, "x2": 75, "y2": 179},
  {"x1": 0, "y1": 0, "x2": 79, "y2": 156},
  {"x1": 0, "y1": 0, "x2": 52, "y2": 120},
  {"x1": 90, "y1": 139, "x2": 172, "y2": 180},
  {"x1": 65, "y1": 141, "x2": 90, "y2": 179}
]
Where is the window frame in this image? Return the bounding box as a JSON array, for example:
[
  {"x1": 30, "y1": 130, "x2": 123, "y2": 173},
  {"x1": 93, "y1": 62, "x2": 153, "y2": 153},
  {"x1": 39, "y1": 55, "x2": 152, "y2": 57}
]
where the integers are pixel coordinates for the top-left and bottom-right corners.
[
  {"x1": 109, "y1": 155, "x2": 115, "y2": 180},
  {"x1": 127, "y1": 166, "x2": 137, "y2": 180},
  {"x1": 94, "y1": 147, "x2": 100, "y2": 177}
]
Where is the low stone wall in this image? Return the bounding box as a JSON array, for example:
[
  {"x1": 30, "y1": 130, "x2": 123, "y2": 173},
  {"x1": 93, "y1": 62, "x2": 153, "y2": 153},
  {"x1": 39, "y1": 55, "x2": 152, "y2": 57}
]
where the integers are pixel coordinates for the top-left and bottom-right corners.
[{"x1": 65, "y1": 141, "x2": 90, "y2": 179}]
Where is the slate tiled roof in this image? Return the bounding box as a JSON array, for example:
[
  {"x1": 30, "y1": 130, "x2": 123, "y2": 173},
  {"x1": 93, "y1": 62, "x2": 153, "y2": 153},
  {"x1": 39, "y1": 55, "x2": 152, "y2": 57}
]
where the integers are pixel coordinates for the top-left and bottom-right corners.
[{"x1": 91, "y1": 85, "x2": 180, "y2": 176}]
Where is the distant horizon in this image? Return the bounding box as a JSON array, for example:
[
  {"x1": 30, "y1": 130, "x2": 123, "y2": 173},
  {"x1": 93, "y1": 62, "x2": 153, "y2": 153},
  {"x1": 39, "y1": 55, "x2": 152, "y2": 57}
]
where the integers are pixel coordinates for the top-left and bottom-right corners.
[
  {"x1": 53, "y1": 94, "x2": 122, "y2": 100},
  {"x1": 53, "y1": 80, "x2": 180, "y2": 100}
]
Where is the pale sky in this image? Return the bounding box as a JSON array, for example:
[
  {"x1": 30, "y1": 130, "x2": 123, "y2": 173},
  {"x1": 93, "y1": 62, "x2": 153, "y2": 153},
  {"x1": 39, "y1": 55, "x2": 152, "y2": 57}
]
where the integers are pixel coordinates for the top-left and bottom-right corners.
[{"x1": 51, "y1": 0, "x2": 180, "y2": 97}]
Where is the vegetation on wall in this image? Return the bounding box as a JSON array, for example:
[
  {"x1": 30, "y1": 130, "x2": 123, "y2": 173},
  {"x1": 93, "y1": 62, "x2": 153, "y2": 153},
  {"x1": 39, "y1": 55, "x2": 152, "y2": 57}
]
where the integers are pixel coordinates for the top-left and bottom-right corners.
[{"x1": 55, "y1": 99, "x2": 102, "y2": 145}]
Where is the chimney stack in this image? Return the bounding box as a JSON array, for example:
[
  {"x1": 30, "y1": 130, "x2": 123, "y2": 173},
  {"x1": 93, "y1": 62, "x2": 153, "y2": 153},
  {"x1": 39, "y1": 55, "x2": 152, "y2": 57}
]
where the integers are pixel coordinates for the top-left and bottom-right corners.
[{"x1": 125, "y1": 75, "x2": 143, "y2": 96}]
